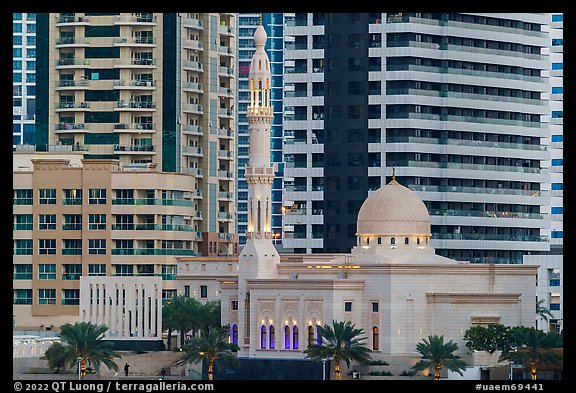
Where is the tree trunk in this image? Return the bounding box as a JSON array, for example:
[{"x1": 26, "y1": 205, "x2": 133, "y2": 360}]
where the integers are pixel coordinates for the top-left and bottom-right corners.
[
  {"x1": 208, "y1": 358, "x2": 214, "y2": 380},
  {"x1": 167, "y1": 328, "x2": 173, "y2": 350},
  {"x1": 334, "y1": 356, "x2": 341, "y2": 379},
  {"x1": 530, "y1": 362, "x2": 537, "y2": 380},
  {"x1": 434, "y1": 363, "x2": 442, "y2": 380}
]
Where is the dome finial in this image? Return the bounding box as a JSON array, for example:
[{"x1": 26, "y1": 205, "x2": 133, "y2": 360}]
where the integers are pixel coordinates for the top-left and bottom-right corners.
[
  {"x1": 259, "y1": 13, "x2": 262, "y2": 25},
  {"x1": 392, "y1": 164, "x2": 396, "y2": 181}
]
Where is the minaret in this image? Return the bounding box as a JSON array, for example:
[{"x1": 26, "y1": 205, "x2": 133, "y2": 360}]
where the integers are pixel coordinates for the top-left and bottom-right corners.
[{"x1": 237, "y1": 23, "x2": 279, "y2": 356}]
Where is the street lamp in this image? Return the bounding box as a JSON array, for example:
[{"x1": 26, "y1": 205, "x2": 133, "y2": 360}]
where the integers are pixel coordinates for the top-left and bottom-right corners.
[{"x1": 321, "y1": 359, "x2": 328, "y2": 380}]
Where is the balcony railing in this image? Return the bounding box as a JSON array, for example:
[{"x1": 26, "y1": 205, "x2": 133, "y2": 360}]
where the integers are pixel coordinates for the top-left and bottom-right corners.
[
  {"x1": 56, "y1": 59, "x2": 90, "y2": 67},
  {"x1": 112, "y1": 248, "x2": 196, "y2": 256},
  {"x1": 114, "y1": 144, "x2": 155, "y2": 152},
  {"x1": 56, "y1": 37, "x2": 90, "y2": 46},
  {"x1": 55, "y1": 123, "x2": 87, "y2": 131},
  {"x1": 115, "y1": 101, "x2": 156, "y2": 109},
  {"x1": 429, "y1": 209, "x2": 543, "y2": 220},
  {"x1": 431, "y1": 233, "x2": 547, "y2": 242},
  {"x1": 182, "y1": 146, "x2": 203, "y2": 155},
  {"x1": 111, "y1": 198, "x2": 194, "y2": 206},
  {"x1": 182, "y1": 125, "x2": 203, "y2": 135},
  {"x1": 57, "y1": 80, "x2": 90, "y2": 88},
  {"x1": 183, "y1": 60, "x2": 204, "y2": 71}
]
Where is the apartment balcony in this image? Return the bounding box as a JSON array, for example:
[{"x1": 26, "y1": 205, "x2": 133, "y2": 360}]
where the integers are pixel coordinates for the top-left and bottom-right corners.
[
  {"x1": 49, "y1": 144, "x2": 88, "y2": 152},
  {"x1": 182, "y1": 60, "x2": 204, "y2": 72},
  {"x1": 111, "y1": 223, "x2": 194, "y2": 232},
  {"x1": 218, "y1": 232, "x2": 234, "y2": 240},
  {"x1": 218, "y1": 150, "x2": 234, "y2": 160},
  {"x1": 114, "y1": 100, "x2": 156, "y2": 112},
  {"x1": 218, "y1": 191, "x2": 234, "y2": 201},
  {"x1": 182, "y1": 146, "x2": 203, "y2": 157},
  {"x1": 218, "y1": 66, "x2": 235, "y2": 77},
  {"x1": 218, "y1": 212, "x2": 234, "y2": 221},
  {"x1": 218, "y1": 25, "x2": 234, "y2": 36},
  {"x1": 55, "y1": 58, "x2": 90, "y2": 69},
  {"x1": 56, "y1": 80, "x2": 90, "y2": 90},
  {"x1": 218, "y1": 87, "x2": 234, "y2": 97},
  {"x1": 55, "y1": 102, "x2": 90, "y2": 112},
  {"x1": 114, "y1": 59, "x2": 156, "y2": 68},
  {"x1": 113, "y1": 37, "x2": 157, "y2": 47},
  {"x1": 183, "y1": 82, "x2": 203, "y2": 93},
  {"x1": 429, "y1": 209, "x2": 544, "y2": 220},
  {"x1": 194, "y1": 189, "x2": 203, "y2": 199},
  {"x1": 112, "y1": 248, "x2": 196, "y2": 256},
  {"x1": 54, "y1": 123, "x2": 88, "y2": 133},
  {"x1": 193, "y1": 211, "x2": 203, "y2": 221},
  {"x1": 182, "y1": 104, "x2": 203, "y2": 114},
  {"x1": 111, "y1": 198, "x2": 194, "y2": 206},
  {"x1": 409, "y1": 184, "x2": 548, "y2": 198},
  {"x1": 114, "y1": 123, "x2": 155, "y2": 133},
  {"x1": 431, "y1": 233, "x2": 547, "y2": 242},
  {"x1": 114, "y1": 15, "x2": 157, "y2": 25},
  {"x1": 218, "y1": 108, "x2": 233, "y2": 118},
  {"x1": 182, "y1": 124, "x2": 203, "y2": 136},
  {"x1": 114, "y1": 80, "x2": 156, "y2": 90},
  {"x1": 387, "y1": 136, "x2": 547, "y2": 152},
  {"x1": 218, "y1": 45, "x2": 234, "y2": 56},
  {"x1": 113, "y1": 144, "x2": 156, "y2": 154},
  {"x1": 55, "y1": 15, "x2": 90, "y2": 26},
  {"x1": 183, "y1": 39, "x2": 204, "y2": 51},
  {"x1": 217, "y1": 128, "x2": 234, "y2": 139},
  {"x1": 182, "y1": 17, "x2": 203, "y2": 30},
  {"x1": 55, "y1": 37, "x2": 90, "y2": 48},
  {"x1": 182, "y1": 167, "x2": 204, "y2": 178},
  {"x1": 218, "y1": 170, "x2": 234, "y2": 179}
]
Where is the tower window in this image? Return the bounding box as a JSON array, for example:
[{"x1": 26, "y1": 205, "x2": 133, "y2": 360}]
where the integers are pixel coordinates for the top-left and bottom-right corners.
[
  {"x1": 405, "y1": 237, "x2": 409, "y2": 245},
  {"x1": 391, "y1": 237, "x2": 395, "y2": 245}
]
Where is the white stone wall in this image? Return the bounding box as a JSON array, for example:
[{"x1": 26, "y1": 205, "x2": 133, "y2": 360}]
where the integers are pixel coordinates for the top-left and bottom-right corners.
[{"x1": 79, "y1": 276, "x2": 163, "y2": 340}]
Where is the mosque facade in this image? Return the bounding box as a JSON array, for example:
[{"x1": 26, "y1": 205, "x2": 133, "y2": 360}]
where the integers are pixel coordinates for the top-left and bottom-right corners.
[{"x1": 175, "y1": 24, "x2": 538, "y2": 368}]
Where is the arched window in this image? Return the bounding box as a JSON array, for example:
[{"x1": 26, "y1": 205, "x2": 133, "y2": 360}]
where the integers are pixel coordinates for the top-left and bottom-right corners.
[
  {"x1": 391, "y1": 237, "x2": 395, "y2": 245},
  {"x1": 316, "y1": 326, "x2": 323, "y2": 346},
  {"x1": 366, "y1": 238, "x2": 370, "y2": 245},
  {"x1": 269, "y1": 325, "x2": 275, "y2": 349},
  {"x1": 426, "y1": 237, "x2": 428, "y2": 244},
  {"x1": 308, "y1": 325, "x2": 315, "y2": 346},
  {"x1": 293, "y1": 326, "x2": 299, "y2": 349},
  {"x1": 260, "y1": 325, "x2": 267, "y2": 349},
  {"x1": 284, "y1": 326, "x2": 291, "y2": 349},
  {"x1": 377, "y1": 237, "x2": 382, "y2": 245},
  {"x1": 372, "y1": 326, "x2": 379, "y2": 350},
  {"x1": 405, "y1": 237, "x2": 409, "y2": 245},
  {"x1": 258, "y1": 59, "x2": 262, "y2": 70},
  {"x1": 231, "y1": 324, "x2": 238, "y2": 345},
  {"x1": 417, "y1": 238, "x2": 420, "y2": 245}
]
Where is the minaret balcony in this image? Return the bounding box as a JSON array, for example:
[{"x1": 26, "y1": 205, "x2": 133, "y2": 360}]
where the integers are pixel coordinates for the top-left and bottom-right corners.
[{"x1": 246, "y1": 107, "x2": 273, "y2": 117}]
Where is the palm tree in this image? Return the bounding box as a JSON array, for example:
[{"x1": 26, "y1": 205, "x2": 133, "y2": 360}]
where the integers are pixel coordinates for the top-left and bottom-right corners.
[
  {"x1": 180, "y1": 325, "x2": 238, "y2": 380},
  {"x1": 162, "y1": 299, "x2": 179, "y2": 350},
  {"x1": 499, "y1": 327, "x2": 563, "y2": 380},
  {"x1": 44, "y1": 322, "x2": 121, "y2": 377},
  {"x1": 412, "y1": 335, "x2": 467, "y2": 380},
  {"x1": 536, "y1": 299, "x2": 554, "y2": 323},
  {"x1": 304, "y1": 320, "x2": 372, "y2": 379}
]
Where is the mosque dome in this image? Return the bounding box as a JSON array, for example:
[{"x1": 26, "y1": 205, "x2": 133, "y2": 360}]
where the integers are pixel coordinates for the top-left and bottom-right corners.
[{"x1": 356, "y1": 179, "x2": 430, "y2": 236}]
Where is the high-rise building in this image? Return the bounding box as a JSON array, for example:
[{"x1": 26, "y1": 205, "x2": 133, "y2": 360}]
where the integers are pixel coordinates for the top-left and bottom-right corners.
[
  {"x1": 31, "y1": 12, "x2": 238, "y2": 255},
  {"x1": 525, "y1": 12, "x2": 563, "y2": 334},
  {"x1": 282, "y1": 13, "x2": 551, "y2": 266},
  {"x1": 13, "y1": 12, "x2": 37, "y2": 146},
  {"x1": 237, "y1": 13, "x2": 284, "y2": 247}
]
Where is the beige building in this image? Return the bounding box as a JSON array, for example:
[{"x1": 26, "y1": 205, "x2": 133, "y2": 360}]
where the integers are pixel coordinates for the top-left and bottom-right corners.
[{"x1": 13, "y1": 154, "x2": 237, "y2": 331}]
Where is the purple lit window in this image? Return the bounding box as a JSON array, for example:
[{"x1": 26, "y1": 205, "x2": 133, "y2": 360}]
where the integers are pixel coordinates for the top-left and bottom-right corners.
[
  {"x1": 284, "y1": 326, "x2": 291, "y2": 349},
  {"x1": 269, "y1": 325, "x2": 275, "y2": 349},
  {"x1": 260, "y1": 325, "x2": 267, "y2": 349},
  {"x1": 231, "y1": 324, "x2": 238, "y2": 345},
  {"x1": 293, "y1": 326, "x2": 299, "y2": 349}
]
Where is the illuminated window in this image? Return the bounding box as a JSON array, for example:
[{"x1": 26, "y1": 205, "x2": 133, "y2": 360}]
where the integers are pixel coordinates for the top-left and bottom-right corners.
[
  {"x1": 269, "y1": 325, "x2": 275, "y2": 349},
  {"x1": 260, "y1": 325, "x2": 267, "y2": 349},
  {"x1": 372, "y1": 326, "x2": 379, "y2": 350},
  {"x1": 293, "y1": 326, "x2": 299, "y2": 349},
  {"x1": 284, "y1": 326, "x2": 291, "y2": 349}
]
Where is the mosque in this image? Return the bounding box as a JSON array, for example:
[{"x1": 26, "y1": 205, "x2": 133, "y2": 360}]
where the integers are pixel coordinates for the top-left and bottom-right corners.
[{"x1": 175, "y1": 24, "x2": 538, "y2": 372}]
